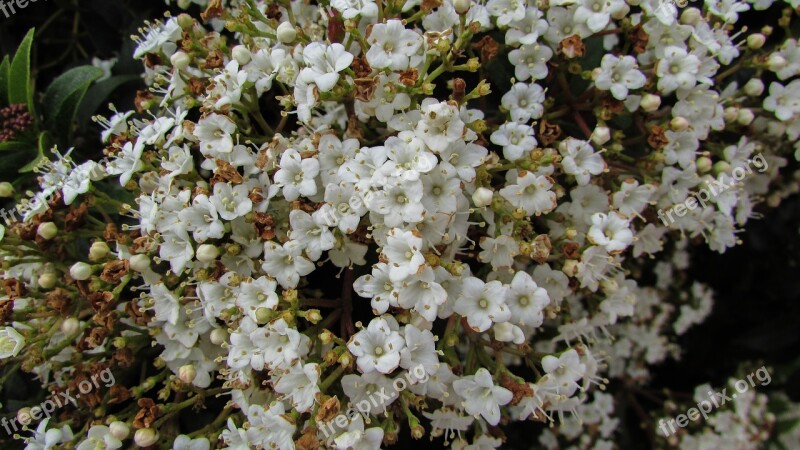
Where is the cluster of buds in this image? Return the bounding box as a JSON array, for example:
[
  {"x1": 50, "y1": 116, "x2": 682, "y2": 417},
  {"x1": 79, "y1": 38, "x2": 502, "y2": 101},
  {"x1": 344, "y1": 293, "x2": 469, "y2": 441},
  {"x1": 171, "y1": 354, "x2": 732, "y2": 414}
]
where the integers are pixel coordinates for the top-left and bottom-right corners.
[{"x1": 0, "y1": 103, "x2": 33, "y2": 142}]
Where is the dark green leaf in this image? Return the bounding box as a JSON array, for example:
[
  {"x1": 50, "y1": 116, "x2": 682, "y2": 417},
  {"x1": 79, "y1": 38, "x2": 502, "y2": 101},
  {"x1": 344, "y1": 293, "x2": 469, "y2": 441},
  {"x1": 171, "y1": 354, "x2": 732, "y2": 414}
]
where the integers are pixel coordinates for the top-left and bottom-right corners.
[
  {"x1": 77, "y1": 74, "x2": 141, "y2": 129},
  {"x1": 43, "y1": 66, "x2": 105, "y2": 138},
  {"x1": 0, "y1": 55, "x2": 10, "y2": 105},
  {"x1": 0, "y1": 141, "x2": 29, "y2": 152},
  {"x1": 8, "y1": 28, "x2": 35, "y2": 111},
  {"x1": 18, "y1": 132, "x2": 49, "y2": 173}
]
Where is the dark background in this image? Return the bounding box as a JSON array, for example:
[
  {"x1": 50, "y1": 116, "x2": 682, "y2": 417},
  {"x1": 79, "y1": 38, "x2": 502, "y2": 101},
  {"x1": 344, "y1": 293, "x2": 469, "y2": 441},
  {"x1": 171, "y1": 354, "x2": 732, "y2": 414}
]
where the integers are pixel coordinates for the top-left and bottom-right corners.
[{"x1": 1, "y1": 0, "x2": 799, "y2": 448}]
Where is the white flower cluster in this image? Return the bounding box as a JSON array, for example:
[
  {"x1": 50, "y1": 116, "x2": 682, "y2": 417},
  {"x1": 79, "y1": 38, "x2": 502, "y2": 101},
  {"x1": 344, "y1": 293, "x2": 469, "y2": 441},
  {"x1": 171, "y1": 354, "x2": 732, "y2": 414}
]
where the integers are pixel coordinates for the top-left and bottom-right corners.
[{"x1": 2, "y1": 0, "x2": 800, "y2": 448}]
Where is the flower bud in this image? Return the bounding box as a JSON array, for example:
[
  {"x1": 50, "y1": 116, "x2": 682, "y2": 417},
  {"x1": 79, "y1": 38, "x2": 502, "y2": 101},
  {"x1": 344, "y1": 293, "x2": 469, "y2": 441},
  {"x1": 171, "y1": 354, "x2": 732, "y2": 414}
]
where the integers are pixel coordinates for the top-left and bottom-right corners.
[
  {"x1": 743, "y1": 79, "x2": 764, "y2": 97},
  {"x1": 767, "y1": 54, "x2": 787, "y2": 72},
  {"x1": 319, "y1": 329, "x2": 336, "y2": 345},
  {"x1": 255, "y1": 307, "x2": 273, "y2": 324},
  {"x1": 747, "y1": 33, "x2": 766, "y2": 50},
  {"x1": 0, "y1": 327, "x2": 24, "y2": 359},
  {"x1": 196, "y1": 244, "x2": 220, "y2": 263},
  {"x1": 305, "y1": 309, "x2": 322, "y2": 324},
  {"x1": 109, "y1": 421, "x2": 130, "y2": 440},
  {"x1": 89, "y1": 241, "x2": 111, "y2": 262},
  {"x1": 591, "y1": 126, "x2": 611, "y2": 145},
  {"x1": 17, "y1": 408, "x2": 32, "y2": 426},
  {"x1": 640, "y1": 94, "x2": 661, "y2": 113},
  {"x1": 723, "y1": 106, "x2": 739, "y2": 122},
  {"x1": 670, "y1": 116, "x2": 689, "y2": 132},
  {"x1": 277, "y1": 21, "x2": 297, "y2": 44},
  {"x1": 232, "y1": 45, "x2": 252, "y2": 65},
  {"x1": 713, "y1": 160, "x2": 731, "y2": 175},
  {"x1": 129, "y1": 254, "x2": 150, "y2": 272},
  {"x1": 177, "y1": 13, "x2": 194, "y2": 30},
  {"x1": 37, "y1": 222, "x2": 58, "y2": 240},
  {"x1": 472, "y1": 187, "x2": 493, "y2": 207},
  {"x1": 61, "y1": 317, "x2": 80, "y2": 336},
  {"x1": 134, "y1": 428, "x2": 159, "y2": 447},
  {"x1": 454, "y1": 0, "x2": 471, "y2": 14},
  {"x1": 680, "y1": 7, "x2": 702, "y2": 25},
  {"x1": 177, "y1": 0, "x2": 192, "y2": 9},
  {"x1": 178, "y1": 364, "x2": 197, "y2": 384},
  {"x1": 737, "y1": 108, "x2": 755, "y2": 126},
  {"x1": 170, "y1": 51, "x2": 191, "y2": 70},
  {"x1": 696, "y1": 156, "x2": 713, "y2": 173},
  {"x1": 210, "y1": 328, "x2": 228, "y2": 345},
  {"x1": 38, "y1": 272, "x2": 57, "y2": 290},
  {"x1": 0, "y1": 182, "x2": 14, "y2": 198},
  {"x1": 70, "y1": 262, "x2": 93, "y2": 281},
  {"x1": 562, "y1": 259, "x2": 579, "y2": 277}
]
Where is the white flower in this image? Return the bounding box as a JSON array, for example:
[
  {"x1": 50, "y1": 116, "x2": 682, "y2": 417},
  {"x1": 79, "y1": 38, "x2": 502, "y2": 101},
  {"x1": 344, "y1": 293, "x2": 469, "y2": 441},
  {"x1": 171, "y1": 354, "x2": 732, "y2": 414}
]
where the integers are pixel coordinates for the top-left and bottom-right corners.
[
  {"x1": 331, "y1": 0, "x2": 378, "y2": 19},
  {"x1": 454, "y1": 277, "x2": 510, "y2": 332},
  {"x1": 288, "y1": 209, "x2": 336, "y2": 261},
  {"x1": 499, "y1": 171, "x2": 557, "y2": 215},
  {"x1": 210, "y1": 182, "x2": 252, "y2": 221},
  {"x1": 273, "y1": 362, "x2": 321, "y2": 413},
  {"x1": 574, "y1": 0, "x2": 626, "y2": 32},
  {"x1": 341, "y1": 371, "x2": 399, "y2": 415},
  {"x1": 381, "y1": 228, "x2": 426, "y2": 282},
  {"x1": 656, "y1": 46, "x2": 701, "y2": 94},
  {"x1": 400, "y1": 325, "x2": 440, "y2": 377},
  {"x1": 366, "y1": 20, "x2": 423, "y2": 71},
  {"x1": 594, "y1": 54, "x2": 646, "y2": 100},
  {"x1": 587, "y1": 212, "x2": 633, "y2": 253},
  {"x1": 506, "y1": 271, "x2": 550, "y2": 327},
  {"x1": 23, "y1": 419, "x2": 72, "y2": 450},
  {"x1": 195, "y1": 113, "x2": 236, "y2": 155},
  {"x1": 612, "y1": 179, "x2": 655, "y2": 218},
  {"x1": 764, "y1": 80, "x2": 800, "y2": 121},
  {"x1": 262, "y1": 240, "x2": 315, "y2": 289},
  {"x1": 235, "y1": 276, "x2": 279, "y2": 322},
  {"x1": 332, "y1": 414, "x2": 384, "y2": 450},
  {"x1": 178, "y1": 194, "x2": 225, "y2": 243},
  {"x1": 486, "y1": 0, "x2": 526, "y2": 26},
  {"x1": 508, "y1": 44, "x2": 553, "y2": 81},
  {"x1": 397, "y1": 266, "x2": 448, "y2": 321},
  {"x1": 501, "y1": 83, "x2": 545, "y2": 123},
  {"x1": 354, "y1": 263, "x2": 399, "y2": 314},
  {"x1": 76, "y1": 425, "x2": 122, "y2": 450},
  {"x1": 173, "y1": 435, "x2": 210, "y2": 450},
  {"x1": 490, "y1": 122, "x2": 537, "y2": 161},
  {"x1": 256, "y1": 318, "x2": 312, "y2": 371},
  {"x1": 299, "y1": 43, "x2": 354, "y2": 93},
  {"x1": 453, "y1": 368, "x2": 513, "y2": 425},
  {"x1": 274, "y1": 148, "x2": 320, "y2": 201},
  {"x1": 540, "y1": 349, "x2": 586, "y2": 396},
  {"x1": 246, "y1": 403, "x2": 296, "y2": 450},
  {"x1": 348, "y1": 316, "x2": 405, "y2": 374},
  {"x1": 105, "y1": 141, "x2": 143, "y2": 186},
  {"x1": 559, "y1": 138, "x2": 606, "y2": 185},
  {"x1": 415, "y1": 100, "x2": 466, "y2": 153},
  {"x1": 478, "y1": 235, "x2": 520, "y2": 269},
  {"x1": 505, "y1": 7, "x2": 549, "y2": 46},
  {"x1": 0, "y1": 326, "x2": 25, "y2": 359}
]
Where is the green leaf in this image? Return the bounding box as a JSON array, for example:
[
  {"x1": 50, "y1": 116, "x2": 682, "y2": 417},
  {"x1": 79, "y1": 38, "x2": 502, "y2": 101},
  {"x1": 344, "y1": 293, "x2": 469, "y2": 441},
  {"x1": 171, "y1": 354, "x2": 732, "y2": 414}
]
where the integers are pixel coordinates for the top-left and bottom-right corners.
[
  {"x1": 0, "y1": 140, "x2": 29, "y2": 152},
  {"x1": 8, "y1": 28, "x2": 35, "y2": 110},
  {"x1": 43, "y1": 65, "x2": 105, "y2": 139},
  {"x1": 77, "y1": 74, "x2": 141, "y2": 129},
  {"x1": 0, "y1": 55, "x2": 10, "y2": 105},
  {"x1": 17, "y1": 132, "x2": 50, "y2": 173}
]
